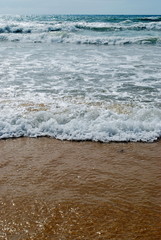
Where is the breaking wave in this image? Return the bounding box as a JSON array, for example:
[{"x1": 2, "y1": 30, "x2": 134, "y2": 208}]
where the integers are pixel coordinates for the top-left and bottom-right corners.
[
  {"x1": 0, "y1": 103, "x2": 161, "y2": 142},
  {"x1": 0, "y1": 32, "x2": 160, "y2": 45},
  {"x1": 1, "y1": 21, "x2": 161, "y2": 33},
  {"x1": 0, "y1": 14, "x2": 161, "y2": 45}
]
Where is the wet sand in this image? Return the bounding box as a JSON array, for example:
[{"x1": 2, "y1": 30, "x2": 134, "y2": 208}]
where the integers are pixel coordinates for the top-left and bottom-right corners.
[{"x1": 0, "y1": 137, "x2": 161, "y2": 240}]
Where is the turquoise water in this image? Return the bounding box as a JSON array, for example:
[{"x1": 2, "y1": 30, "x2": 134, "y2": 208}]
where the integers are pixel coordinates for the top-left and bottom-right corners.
[{"x1": 0, "y1": 15, "x2": 161, "y2": 141}]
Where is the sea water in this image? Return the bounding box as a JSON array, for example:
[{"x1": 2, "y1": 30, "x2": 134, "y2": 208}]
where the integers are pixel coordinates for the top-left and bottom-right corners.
[{"x1": 0, "y1": 14, "x2": 161, "y2": 142}]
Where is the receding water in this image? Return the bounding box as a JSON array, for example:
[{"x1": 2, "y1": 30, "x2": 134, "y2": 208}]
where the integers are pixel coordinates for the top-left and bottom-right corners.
[{"x1": 0, "y1": 138, "x2": 161, "y2": 239}]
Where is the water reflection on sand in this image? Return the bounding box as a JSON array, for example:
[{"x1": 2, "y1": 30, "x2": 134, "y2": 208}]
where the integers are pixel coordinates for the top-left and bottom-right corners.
[{"x1": 0, "y1": 138, "x2": 161, "y2": 239}]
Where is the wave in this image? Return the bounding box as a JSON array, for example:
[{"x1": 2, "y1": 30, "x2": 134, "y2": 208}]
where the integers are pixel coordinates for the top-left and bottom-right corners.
[
  {"x1": 0, "y1": 105, "x2": 161, "y2": 142},
  {"x1": 0, "y1": 19, "x2": 161, "y2": 45},
  {"x1": 1, "y1": 20, "x2": 161, "y2": 35},
  {"x1": 0, "y1": 31, "x2": 160, "y2": 46},
  {"x1": 137, "y1": 16, "x2": 161, "y2": 22},
  {"x1": 75, "y1": 22, "x2": 161, "y2": 32},
  {"x1": 71, "y1": 36, "x2": 161, "y2": 46},
  {"x1": 0, "y1": 22, "x2": 64, "y2": 34}
]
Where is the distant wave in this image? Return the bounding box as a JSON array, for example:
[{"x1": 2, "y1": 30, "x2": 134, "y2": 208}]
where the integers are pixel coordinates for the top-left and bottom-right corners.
[
  {"x1": 137, "y1": 16, "x2": 161, "y2": 22},
  {"x1": 0, "y1": 15, "x2": 161, "y2": 45},
  {"x1": 75, "y1": 21, "x2": 161, "y2": 32},
  {"x1": 0, "y1": 31, "x2": 160, "y2": 46},
  {"x1": 0, "y1": 20, "x2": 161, "y2": 34}
]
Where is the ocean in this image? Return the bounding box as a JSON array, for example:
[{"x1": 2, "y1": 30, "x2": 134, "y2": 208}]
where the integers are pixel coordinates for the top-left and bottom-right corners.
[{"x1": 0, "y1": 14, "x2": 161, "y2": 142}]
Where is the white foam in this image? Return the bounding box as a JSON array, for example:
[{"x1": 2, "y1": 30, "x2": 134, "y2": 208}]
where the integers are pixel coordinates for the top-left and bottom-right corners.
[
  {"x1": 0, "y1": 17, "x2": 161, "y2": 45},
  {"x1": 0, "y1": 33, "x2": 161, "y2": 142},
  {"x1": 0, "y1": 98, "x2": 161, "y2": 142}
]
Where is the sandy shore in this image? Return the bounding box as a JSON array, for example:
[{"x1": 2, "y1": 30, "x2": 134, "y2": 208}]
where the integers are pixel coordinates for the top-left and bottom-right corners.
[{"x1": 0, "y1": 137, "x2": 161, "y2": 240}]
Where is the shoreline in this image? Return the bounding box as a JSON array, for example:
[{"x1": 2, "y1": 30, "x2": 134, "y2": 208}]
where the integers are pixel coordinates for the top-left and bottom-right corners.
[
  {"x1": 0, "y1": 137, "x2": 161, "y2": 239},
  {"x1": 0, "y1": 135, "x2": 161, "y2": 143}
]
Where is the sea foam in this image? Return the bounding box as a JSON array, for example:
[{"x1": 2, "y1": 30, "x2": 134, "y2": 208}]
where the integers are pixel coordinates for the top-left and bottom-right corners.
[
  {"x1": 0, "y1": 100, "x2": 161, "y2": 142},
  {"x1": 0, "y1": 15, "x2": 161, "y2": 142},
  {"x1": 0, "y1": 15, "x2": 161, "y2": 45}
]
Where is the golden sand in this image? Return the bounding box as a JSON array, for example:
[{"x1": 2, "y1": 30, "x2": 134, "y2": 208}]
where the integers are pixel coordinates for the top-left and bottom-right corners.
[{"x1": 0, "y1": 138, "x2": 161, "y2": 239}]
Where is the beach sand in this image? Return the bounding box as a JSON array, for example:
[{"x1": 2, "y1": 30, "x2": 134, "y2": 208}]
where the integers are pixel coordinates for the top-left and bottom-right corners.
[{"x1": 0, "y1": 137, "x2": 161, "y2": 240}]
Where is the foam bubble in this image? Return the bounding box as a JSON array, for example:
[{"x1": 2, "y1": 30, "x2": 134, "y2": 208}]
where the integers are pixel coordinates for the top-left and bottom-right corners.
[{"x1": 0, "y1": 101, "x2": 161, "y2": 142}]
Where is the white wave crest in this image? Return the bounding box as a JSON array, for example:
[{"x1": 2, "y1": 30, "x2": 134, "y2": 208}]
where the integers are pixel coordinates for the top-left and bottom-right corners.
[
  {"x1": 0, "y1": 31, "x2": 160, "y2": 45},
  {"x1": 0, "y1": 104, "x2": 161, "y2": 142}
]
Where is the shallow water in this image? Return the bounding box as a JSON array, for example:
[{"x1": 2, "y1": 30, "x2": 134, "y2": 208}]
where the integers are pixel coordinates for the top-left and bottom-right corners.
[
  {"x1": 0, "y1": 138, "x2": 161, "y2": 239},
  {"x1": 0, "y1": 15, "x2": 161, "y2": 142}
]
